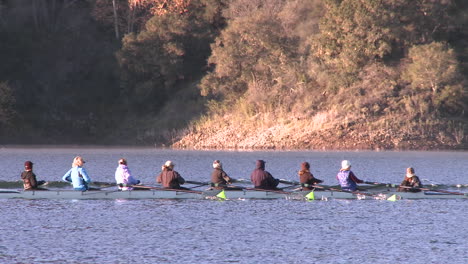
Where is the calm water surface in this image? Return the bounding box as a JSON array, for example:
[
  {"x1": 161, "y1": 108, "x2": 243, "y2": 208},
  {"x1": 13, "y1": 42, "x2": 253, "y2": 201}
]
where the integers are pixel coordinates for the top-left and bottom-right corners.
[{"x1": 0, "y1": 147, "x2": 467, "y2": 264}]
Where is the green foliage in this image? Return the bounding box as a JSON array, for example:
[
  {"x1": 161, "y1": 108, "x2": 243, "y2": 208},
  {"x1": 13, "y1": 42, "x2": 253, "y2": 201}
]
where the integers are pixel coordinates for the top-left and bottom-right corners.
[
  {"x1": 117, "y1": 14, "x2": 190, "y2": 111},
  {"x1": 0, "y1": 81, "x2": 16, "y2": 127},
  {"x1": 313, "y1": 0, "x2": 395, "y2": 75},
  {"x1": 117, "y1": 0, "x2": 226, "y2": 114},
  {"x1": 200, "y1": 0, "x2": 322, "y2": 115},
  {"x1": 402, "y1": 42, "x2": 467, "y2": 116},
  {"x1": 311, "y1": 0, "x2": 454, "y2": 87}
]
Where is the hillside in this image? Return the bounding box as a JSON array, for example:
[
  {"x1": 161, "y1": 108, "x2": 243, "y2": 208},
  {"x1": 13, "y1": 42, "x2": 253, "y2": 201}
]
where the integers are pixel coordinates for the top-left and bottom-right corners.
[{"x1": 1, "y1": 0, "x2": 468, "y2": 150}]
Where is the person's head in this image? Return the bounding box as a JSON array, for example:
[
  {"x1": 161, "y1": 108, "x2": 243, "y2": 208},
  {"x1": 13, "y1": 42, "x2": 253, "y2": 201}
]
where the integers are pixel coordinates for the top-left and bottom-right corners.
[
  {"x1": 256, "y1": 160, "x2": 266, "y2": 170},
  {"x1": 213, "y1": 160, "x2": 222, "y2": 169},
  {"x1": 341, "y1": 160, "x2": 351, "y2": 170},
  {"x1": 119, "y1": 158, "x2": 127, "y2": 166},
  {"x1": 24, "y1": 161, "x2": 33, "y2": 171},
  {"x1": 164, "y1": 160, "x2": 175, "y2": 169},
  {"x1": 406, "y1": 167, "x2": 415, "y2": 177},
  {"x1": 72, "y1": 156, "x2": 85, "y2": 167},
  {"x1": 301, "y1": 162, "x2": 310, "y2": 171}
]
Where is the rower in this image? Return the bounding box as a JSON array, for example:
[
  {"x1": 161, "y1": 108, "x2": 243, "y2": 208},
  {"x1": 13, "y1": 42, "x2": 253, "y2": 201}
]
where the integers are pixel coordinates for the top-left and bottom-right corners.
[
  {"x1": 336, "y1": 160, "x2": 364, "y2": 191},
  {"x1": 397, "y1": 167, "x2": 423, "y2": 192},
  {"x1": 210, "y1": 160, "x2": 233, "y2": 189},
  {"x1": 62, "y1": 156, "x2": 92, "y2": 191},
  {"x1": 250, "y1": 160, "x2": 280, "y2": 190},
  {"x1": 20, "y1": 161, "x2": 46, "y2": 191},
  {"x1": 115, "y1": 158, "x2": 141, "y2": 191},
  {"x1": 298, "y1": 162, "x2": 323, "y2": 191},
  {"x1": 156, "y1": 160, "x2": 187, "y2": 189}
]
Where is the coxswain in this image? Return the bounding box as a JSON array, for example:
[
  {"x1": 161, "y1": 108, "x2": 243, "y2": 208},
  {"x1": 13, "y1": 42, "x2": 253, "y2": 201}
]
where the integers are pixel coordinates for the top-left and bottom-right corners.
[
  {"x1": 250, "y1": 160, "x2": 280, "y2": 190},
  {"x1": 336, "y1": 160, "x2": 363, "y2": 191},
  {"x1": 298, "y1": 162, "x2": 323, "y2": 191},
  {"x1": 397, "y1": 167, "x2": 423, "y2": 192},
  {"x1": 157, "y1": 160, "x2": 186, "y2": 189}
]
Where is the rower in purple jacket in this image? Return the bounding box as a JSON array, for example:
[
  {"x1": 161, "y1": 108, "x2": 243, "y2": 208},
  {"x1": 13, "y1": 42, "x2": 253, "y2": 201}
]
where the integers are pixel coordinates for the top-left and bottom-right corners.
[{"x1": 336, "y1": 160, "x2": 364, "y2": 191}]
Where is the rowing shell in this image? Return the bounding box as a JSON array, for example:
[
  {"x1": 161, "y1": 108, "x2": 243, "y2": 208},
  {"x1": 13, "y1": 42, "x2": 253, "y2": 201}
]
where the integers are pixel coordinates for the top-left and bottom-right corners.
[{"x1": 0, "y1": 188, "x2": 466, "y2": 200}]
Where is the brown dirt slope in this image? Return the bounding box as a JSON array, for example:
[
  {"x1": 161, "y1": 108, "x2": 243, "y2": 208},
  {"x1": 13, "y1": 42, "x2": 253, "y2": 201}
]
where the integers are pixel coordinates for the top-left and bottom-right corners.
[{"x1": 173, "y1": 116, "x2": 468, "y2": 150}]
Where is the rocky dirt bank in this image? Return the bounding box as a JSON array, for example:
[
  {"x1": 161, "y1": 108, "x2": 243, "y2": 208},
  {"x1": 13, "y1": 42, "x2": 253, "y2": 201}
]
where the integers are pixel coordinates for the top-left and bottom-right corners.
[{"x1": 172, "y1": 118, "x2": 467, "y2": 151}]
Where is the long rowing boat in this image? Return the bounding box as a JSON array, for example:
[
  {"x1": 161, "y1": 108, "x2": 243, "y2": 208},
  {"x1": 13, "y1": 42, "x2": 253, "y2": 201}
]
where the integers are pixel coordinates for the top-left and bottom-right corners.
[
  {"x1": 0, "y1": 188, "x2": 466, "y2": 200},
  {"x1": 2, "y1": 180, "x2": 467, "y2": 190}
]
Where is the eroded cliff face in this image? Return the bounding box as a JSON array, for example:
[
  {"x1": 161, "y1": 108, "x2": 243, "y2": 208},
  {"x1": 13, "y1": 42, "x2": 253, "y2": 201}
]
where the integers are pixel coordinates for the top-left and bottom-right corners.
[{"x1": 172, "y1": 116, "x2": 467, "y2": 151}]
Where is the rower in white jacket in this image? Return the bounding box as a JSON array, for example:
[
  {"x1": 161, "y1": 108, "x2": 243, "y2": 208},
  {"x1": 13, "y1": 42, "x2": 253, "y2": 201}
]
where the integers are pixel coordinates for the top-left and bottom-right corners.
[{"x1": 115, "y1": 158, "x2": 140, "y2": 191}]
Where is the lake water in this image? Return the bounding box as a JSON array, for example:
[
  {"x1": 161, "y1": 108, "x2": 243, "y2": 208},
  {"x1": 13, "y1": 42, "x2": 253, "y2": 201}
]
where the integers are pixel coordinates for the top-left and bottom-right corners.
[{"x1": 0, "y1": 147, "x2": 467, "y2": 264}]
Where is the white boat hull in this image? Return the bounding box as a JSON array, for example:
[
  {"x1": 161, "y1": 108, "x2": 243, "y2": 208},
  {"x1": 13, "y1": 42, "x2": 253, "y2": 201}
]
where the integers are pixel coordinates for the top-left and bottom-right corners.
[{"x1": 0, "y1": 189, "x2": 466, "y2": 200}]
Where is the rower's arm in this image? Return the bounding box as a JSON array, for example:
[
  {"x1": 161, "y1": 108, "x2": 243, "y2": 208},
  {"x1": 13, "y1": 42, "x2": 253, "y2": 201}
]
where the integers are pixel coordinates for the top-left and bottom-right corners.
[{"x1": 62, "y1": 169, "x2": 72, "y2": 182}]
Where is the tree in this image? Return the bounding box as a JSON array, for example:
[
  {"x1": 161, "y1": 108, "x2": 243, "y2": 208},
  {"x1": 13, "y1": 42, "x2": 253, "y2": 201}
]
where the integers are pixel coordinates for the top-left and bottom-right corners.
[
  {"x1": 92, "y1": 0, "x2": 156, "y2": 38},
  {"x1": 117, "y1": 13, "x2": 189, "y2": 112},
  {"x1": 0, "y1": 81, "x2": 16, "y2": 128},
  {"x1": 200, "y1": 0, "x2": 324, "y2": 115},
  {"x1": 311, "y1": 0, "x2": 454, "y2": 88},
  {"x1": 402, "y1": 42, "x2": 466, "y2": 116},
  {"x1": 116, "y1": 0, "x2": 226, "y2": 114}
]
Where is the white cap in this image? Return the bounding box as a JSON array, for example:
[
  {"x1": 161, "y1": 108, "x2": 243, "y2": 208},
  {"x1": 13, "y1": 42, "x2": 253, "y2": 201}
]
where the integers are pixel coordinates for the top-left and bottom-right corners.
[
  {"x1": 341, "y1": 160, "x2": 351, "y2": 170},
  {"x1": 164, "y1": 160, "x2": 175, "y2": 167}
]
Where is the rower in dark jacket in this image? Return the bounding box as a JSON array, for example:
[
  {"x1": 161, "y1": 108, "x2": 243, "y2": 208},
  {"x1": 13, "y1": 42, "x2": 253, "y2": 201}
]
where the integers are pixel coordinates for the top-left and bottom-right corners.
[
  {"x1": 211, "y1": 160, "x2": 233, "y2": 190},
  {"x1": 397, "y1": 167, "x2": 423, "y2": 192},
  {"x1": 157, "y1": 160, "x2": 186, "y2": 189},
  {"x1": 20, "y1": 161, "x2": 46, "y2": 190},
  {"x1": 298, "y1": 162, "x2": 323, "y2": 191},
  {"x1": 250, "y1": 160, "x2": 279, "y2": 190}
]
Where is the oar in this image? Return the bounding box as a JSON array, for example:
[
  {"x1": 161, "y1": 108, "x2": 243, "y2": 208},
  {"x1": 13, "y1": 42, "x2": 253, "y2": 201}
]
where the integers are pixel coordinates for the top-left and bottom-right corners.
[
  {"x1": 185, "y1": 180, "x2": 210, "y2": 185},
  {"x1": 232, "y1": 179, "x2": 252, "y2": 184},
  {"x1": 128, "y1": 184, "x2": 203, "y2": 194},
  {"x1": 279, "y1": 179, "x2": 301, "y2": 185},
  {"x1": 398, "y1": 185, "x2": 467, "y2": 195},
  {"x1": 92, "y1": 181, "x2": 116, "y2": 187},
  {"x1": 243, "y1": 187, "x2": 292, "y2": 194},
  {"x1": 184, "y1": 180, "x2": 212, "y2": 188},
  {"x1": 364, "y1": 181, "x2": 400, "y2": 188},
  {"x1": 310, "y1": 184, "x2": 383, "y2": 197},
  {"x1": 274, "y1": 179, "x2": 304, "y2": 191}
]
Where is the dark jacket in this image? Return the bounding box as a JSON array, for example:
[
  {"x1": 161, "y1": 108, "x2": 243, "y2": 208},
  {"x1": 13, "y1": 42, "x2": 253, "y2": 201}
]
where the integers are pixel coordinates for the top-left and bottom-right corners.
[
  {"x1": 397, "y1": 175, "x2": 423, "y2": 192},
  {"x1": 250, "y1": 160, "x2": 279, "y2": 190},
  {"x1": 21, "y1": 171, "x2": 38, "y2": 190},
  {"x1": 299, "y1": 170, "x2": 323, "y2": 191},
  {"x1": 211, "y1": 168, "x2": 232, "y2": 190},
  {"x1": 157, "y1": 168, "x2": 185, "y2": 189}
]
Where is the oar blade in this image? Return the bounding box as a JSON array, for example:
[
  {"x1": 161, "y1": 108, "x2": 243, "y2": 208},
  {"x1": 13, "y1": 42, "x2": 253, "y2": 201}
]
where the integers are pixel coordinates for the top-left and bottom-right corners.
[
  {"x1": 306, "y1": 191, "x2": 315, "y2": 200},
  {"x1": 387, "y1": 194, "x2": 398, "y2": 201},
  {"x1": 216, "y1": 190, "x2": 226, "y2": 200}
]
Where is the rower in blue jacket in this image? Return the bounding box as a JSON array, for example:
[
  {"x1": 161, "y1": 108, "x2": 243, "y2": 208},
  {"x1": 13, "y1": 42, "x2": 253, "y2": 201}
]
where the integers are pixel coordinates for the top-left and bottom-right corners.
[
  {"x1": 336, "y1": 160, "x2": 363, "y2": 191},
  {"x1": 62, "y1": 156, "x2": 92, "y2": 191}
]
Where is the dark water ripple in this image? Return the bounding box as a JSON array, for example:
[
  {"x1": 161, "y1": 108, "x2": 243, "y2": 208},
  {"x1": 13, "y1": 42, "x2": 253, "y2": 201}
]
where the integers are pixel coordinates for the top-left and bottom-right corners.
[{"x1": 0, "y1": 199, "x2": 467, "y2": 264}]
